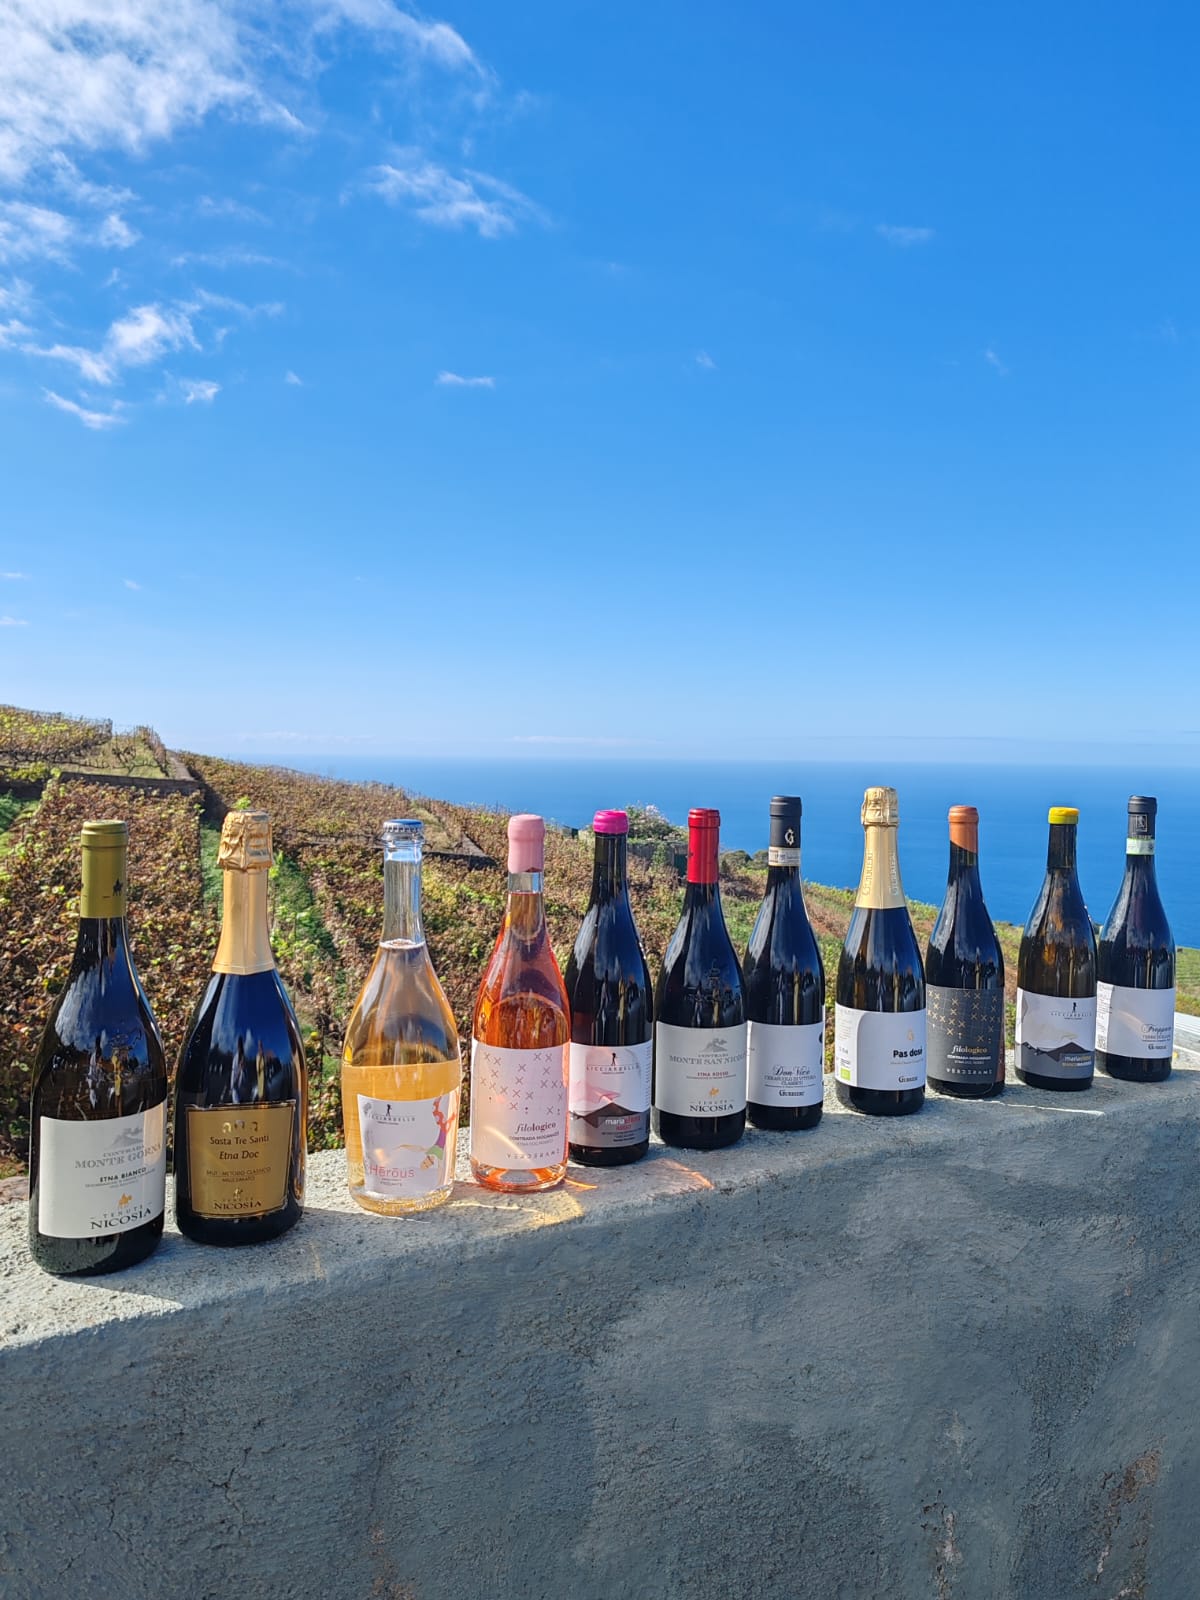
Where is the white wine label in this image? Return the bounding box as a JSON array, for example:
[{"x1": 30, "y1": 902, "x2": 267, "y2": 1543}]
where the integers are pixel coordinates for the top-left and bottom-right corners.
[
  {"x1": 38, "y1": 1103, "x2": 166, "y2": 1239},
  {"x1": 1126, "y1": 839, "x2": 1155, "y2": 855},
  {"x1": 357, "y1": 1089, "x2": 459, "y2": 1198},
  {"x1": 569, "y1": 1040, "x2": 651, "y2": 1149},
  {"x1": 834, "y1": 1005, "x2": 926, "y2": 1091},
  {"x1": 469, "y1": 1039, "x2": 568, "y2": 1171},
  {"x1": 1015, "y1": 989, "x2": 1096, "y2": 1079},
  {"x1": 1096, "y1": 983, "x2": 1175, "y2": 1059},
  {"x1": 654, "y1": 1022, "x2": 747, "y2": 1117},
  {"x1": 746, "y1": 1019, "x2": 824, "y2": 1106},
  {"x1": 927, "y1": 985, "x2": 1005, "y2": 1088},
  {"x1": 767, "y1": 846, "x2": 801, "y2": 868}
]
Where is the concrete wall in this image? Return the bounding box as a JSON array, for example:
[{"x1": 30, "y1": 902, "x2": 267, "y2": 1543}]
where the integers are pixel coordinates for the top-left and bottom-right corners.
[{"x1": 3, "y1": 1038, "x2": 1200, "y2": 1600}]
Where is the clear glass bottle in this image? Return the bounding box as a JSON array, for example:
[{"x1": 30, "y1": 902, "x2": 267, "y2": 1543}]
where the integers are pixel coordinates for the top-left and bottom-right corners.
[
  {"x1": 342, "y1": 820, "x2": 462, "y2": 1215},
  {"x1": 470, "y1": 815, "x2": 569, "y2": 1192}
]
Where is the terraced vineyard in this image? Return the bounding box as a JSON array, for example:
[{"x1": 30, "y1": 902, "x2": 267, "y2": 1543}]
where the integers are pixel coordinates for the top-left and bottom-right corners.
[{"x1": 1, "y1": 704, "x2": 1197, "y2": 1177}]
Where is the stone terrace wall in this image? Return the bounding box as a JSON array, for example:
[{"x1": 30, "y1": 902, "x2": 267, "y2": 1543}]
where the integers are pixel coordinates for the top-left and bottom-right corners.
[{"x1": 3, "y1": 1043, "x2": 1200, "y2": 1600}]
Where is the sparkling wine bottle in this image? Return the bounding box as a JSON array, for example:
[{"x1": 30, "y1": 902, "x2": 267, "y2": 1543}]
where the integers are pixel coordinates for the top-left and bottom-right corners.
[
  {"x1": 27, "y1": 820, "x2": 168, "y2": 1277},
  {"x1": 743, "y1": 796, "x2": 825, "y2": 1131},
  {"x1": 565, "y1": 810, "x2": 654, "y2": 1166},
  {"x1": 925, "y1": 806, "x2": 1005, "y2": 1099},
  {"x1": 174, "y1": 811, "x2": 308, "y2": 1244},
  {"x1": 342, "y1": 820, "x2": 462, "y2": 1214},
  {"x1": 1015, "y1": 807, "x2": 1097, "y2": 1092},
  {"x1": 1097, "y1": 796, "x2": 1175, "y2": 1082},
  {"x1": 834, "y1": 786, "x2": 926, "y2": 1116},
  {"x1": 653, "y1": 808, "x2": 747, "y2": 1150},
  {"x1": 470, "y1": 815, "x2": 569, "y2": 1192}
]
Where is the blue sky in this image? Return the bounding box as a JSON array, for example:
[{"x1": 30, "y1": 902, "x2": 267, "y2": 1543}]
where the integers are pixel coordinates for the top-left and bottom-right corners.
[{"x1": 0, "y1": 2, "x2": 1197, "y2": 762}]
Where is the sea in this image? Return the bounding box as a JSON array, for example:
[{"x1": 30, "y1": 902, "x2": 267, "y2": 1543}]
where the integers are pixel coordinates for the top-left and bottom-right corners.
[{"x1": 239, "y1": 757, "x2": 1200, "y2": 947}]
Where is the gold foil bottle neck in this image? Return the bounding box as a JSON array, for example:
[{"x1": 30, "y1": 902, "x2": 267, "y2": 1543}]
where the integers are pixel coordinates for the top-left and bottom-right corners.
[
  {"x1": 80, "y1": 819, "x2": 128, "y2": 919},
  {"x1": 218, "y1": 810, "x2": 273, "y2": 871},
  {"x1": 861, "y1": 786, "x2": 900, "y2": 828}
]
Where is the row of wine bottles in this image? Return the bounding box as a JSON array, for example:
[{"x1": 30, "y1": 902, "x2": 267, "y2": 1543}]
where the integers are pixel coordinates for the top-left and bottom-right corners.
[{"x1": 26, "y1": 788, "x2": 1175, "y2": 1278}]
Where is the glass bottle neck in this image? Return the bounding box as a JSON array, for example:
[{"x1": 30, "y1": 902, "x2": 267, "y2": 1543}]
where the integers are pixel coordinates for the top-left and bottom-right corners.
[
  {"x1": 683, "y1": 878, "x2": 721, "y2": 911},
  {"x1": 506, "y1": 871, "x2": 547, "y2": 935},
  {"x1": 590, "y1": 835, "x2": 629, "y2": 905},
  {"x1": 382, "y1": 849, "x2": 425, "y2": 945},
  {"x1": 74, "y1": 916, "x2": 133, "y2": 968},
  {"x1": 1046, "y1": 823, "x2": 1078, "y2": 874},
  {"x1": 947, "y1": 841, "x2": 982, "y2": 889},
  {"x1": 213, "y1": 869, "x2": 275, "y2": 975}
]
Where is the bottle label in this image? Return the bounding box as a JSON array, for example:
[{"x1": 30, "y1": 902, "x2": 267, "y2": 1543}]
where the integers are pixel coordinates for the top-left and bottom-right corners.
[
  {"x1": 37, "y1": 1103, "x2": 166, "y2": 1239},
  {"x1": 1126, "y1": 839, "x2": 1155, "y2": 856},
  {"x1": 654, "y1": 1022, "x2": 748, "y2": 1117},
  {"x1": 834, "y1": 1005, "x2": 926, "y2": 1090},
  {"x1": 1015, "y1": 989, "x2": 1096, "y2": 1079},
  {"x1": 185, "y1": 1101, "x2": 296, "y2": 1217},
  {"x1": 356, "y1": 1088, "x2": 460, "y2": 1197},
  {"x1": 469, "y1": 1039, "x2": 568, "y2": 1171},
  {"x1": 926, "y1": 986, "x2": 1005, "y2": 1087},
  {"x1": 767, "y1": 846, "x2": 801, "y2": 868},
  {"x1": 569, "y1": 1040, "x2": 652, "y2": 1148},
  {"x1": 1096, "y1": 982, "x2": 1175, "y2": 1059},
  {"x1": 746, "y1": 1019, "x2": 824, "y2": 1106}
]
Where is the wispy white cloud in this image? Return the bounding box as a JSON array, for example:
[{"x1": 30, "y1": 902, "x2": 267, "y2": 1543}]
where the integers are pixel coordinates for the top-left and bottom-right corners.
[
  {"x1": 436, "y1": 370, "x2": 494, "y2": 388},
  {"x1": 43, "y1": 390, "x2": 126, "y2": 429},
  {"x1": 171, "y1": 246, "x2": 290, "y2": 270},
  {"x1": 0, "y1": 201, "x2": 75, "y2": 262},
  {"x1": 96, "y1": 213, "x2": 139, "y2": 250},
  {"x1": 368, "y1": 154, "x2": 544, "y2": 237},
  {"x1": 196, "y1": 194, "x2": 267, "y2": 223},
  {"x1": 0, "y1": 317, "x2": 32, "y2": 348},
  {"x1": 29, "y1": 301, "x2": 199, "y2": 386},
  {"x1": 123, "y1": 578, "x2": 142, "y2": 591},
  {"x1": 983, "y1": 347, "x2": 1009, "y2": 376},
  {"x1": 876, "y1": 223, "x2": 935, "y2": 247},
  {"x1": 284, "y1": 369, "x2": 303, "y2": 385},
  {"x1": 1, "y1": 571, "x2": 29, "y2": 580},
  {"x1": 695, "y1": 350, "x2": 716, "y2": 370},
  {"x1": 0, "y1": 615, "x2": 29, "y2": 627},
  {"x1": 180, "y1": 378, "x2": 220, "y2": 404}
]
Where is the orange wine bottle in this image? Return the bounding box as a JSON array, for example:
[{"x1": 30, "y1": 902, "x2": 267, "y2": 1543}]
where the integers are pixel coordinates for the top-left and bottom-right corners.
[{"x1": 469, "y1": 815, "x2": 569, "y2": 1192}]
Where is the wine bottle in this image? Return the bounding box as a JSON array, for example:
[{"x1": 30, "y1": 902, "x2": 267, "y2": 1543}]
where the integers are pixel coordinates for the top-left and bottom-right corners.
[
  {"x1": 653, "y1": 808, "x2": 747, "y2": 1149},
  {"x1": 564, "y1": 810, "x2": 654, "y2": 1166},
  {"x1": 1097, "y1": 796, "x2": 1175, "y2": 1082},
  {"x1": 470, "y1": 814, "x2": 569, "y2": 1192},
  {"x1": 743, "y1": 796, "x2": 825, "y2": 1131},
  {"x1": 1015, "y1": 806, "x2": 1097, "y2": 1092},
  {"x1": 27, "y1": 820, "x2": 168, "y2": 1277},
  {"x1": 342, "y1": 820, "x2": 462, "y2": 1213},
  {"x1": 174, "y1": 811, "x2": 307, "y2": 1244},
  {"x1": 834, "y1": 787, "x2": 926, "y2": 1116},
  {"x1": 925, "y1": 806, "x2": 1005, "y2": 1099}
]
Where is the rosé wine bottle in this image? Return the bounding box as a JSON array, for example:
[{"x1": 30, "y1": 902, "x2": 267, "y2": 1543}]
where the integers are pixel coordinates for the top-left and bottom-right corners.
[{"x1": 469, "y1": 815, "x2": 570, "y2": 1192}]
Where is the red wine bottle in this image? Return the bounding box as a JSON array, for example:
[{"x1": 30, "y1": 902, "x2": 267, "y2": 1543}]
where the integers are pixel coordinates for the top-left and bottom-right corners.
[
  {"x1": 653, "y1": 809, "x2": 746, "y2": 1150},
  {"x1": 1097, "y1": 796, "x2": 1175, "y2": 1082},
  {"x1": 743, "y1": 796, "x2": 825, "y2": 1130},
  {"x1": 925, "y1": 806, "x2": 1005, "y2": 1099},
  {"x1": 565, "y1": 810, "x2": 654, "y2": 1165}
]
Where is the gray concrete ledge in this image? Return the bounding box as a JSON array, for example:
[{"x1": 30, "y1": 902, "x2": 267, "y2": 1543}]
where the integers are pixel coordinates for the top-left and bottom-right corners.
[{"x1": 3, "y1": 1037, "x2": 1200, "y2": 1599}]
